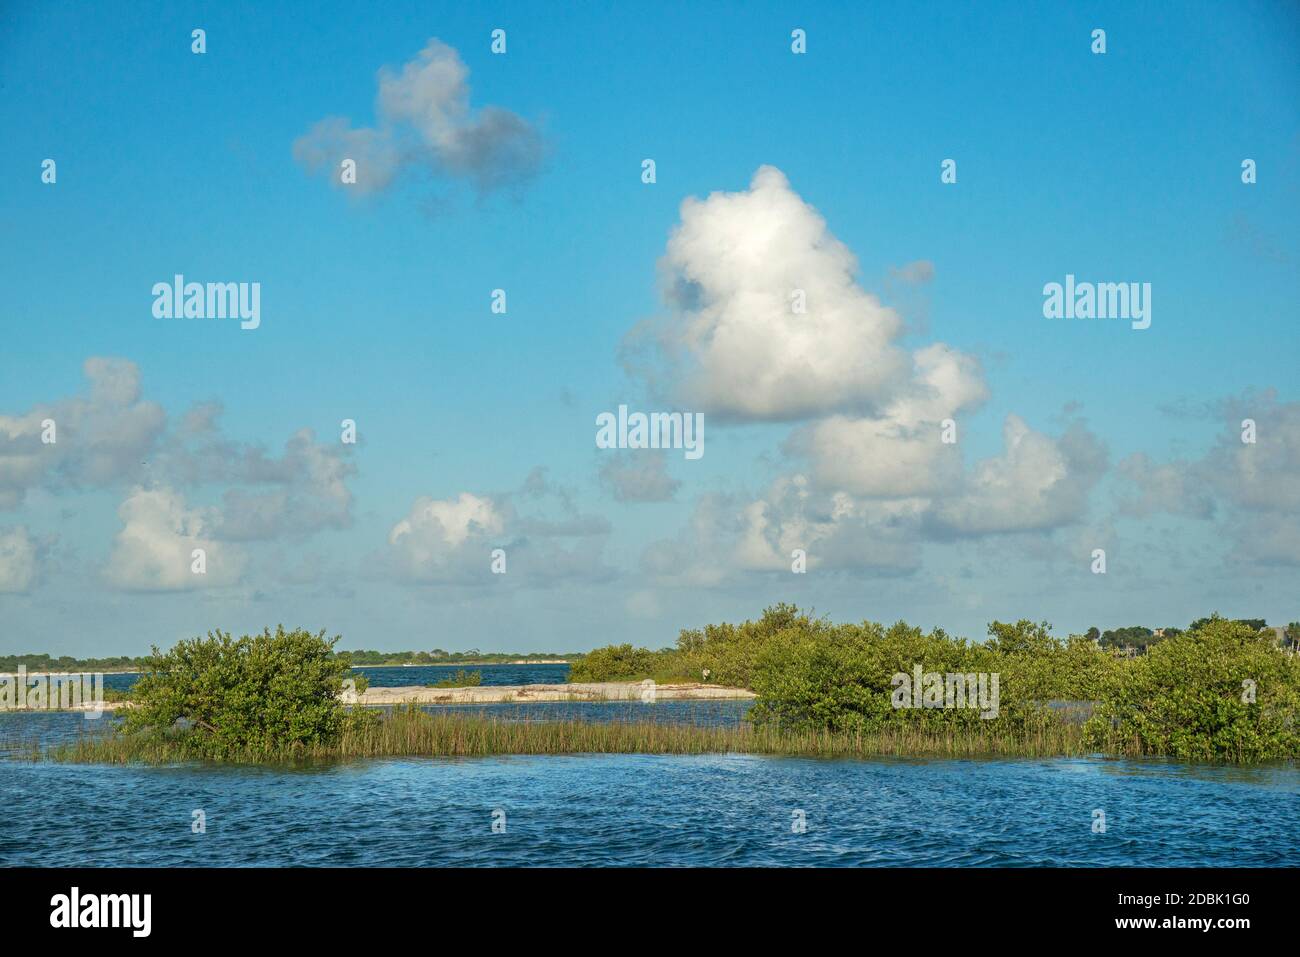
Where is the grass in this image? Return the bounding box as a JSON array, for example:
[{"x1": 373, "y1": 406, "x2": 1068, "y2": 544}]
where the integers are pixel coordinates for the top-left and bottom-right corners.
[
  {"x1": 427, "y1": 669, "x2": 482, "y2": 688},
  {"x1": 31, "y1": 704, "x2": 1092, "y2": 765}
]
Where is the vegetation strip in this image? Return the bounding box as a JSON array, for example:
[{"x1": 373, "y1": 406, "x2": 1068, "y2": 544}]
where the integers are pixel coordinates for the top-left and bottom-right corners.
[
  {"x1": 9, "y1": 606, "x2": 1298, "y2": 765},
  {"x1": 37, "y1": 705, "x2": 1091, "y2": 765}
]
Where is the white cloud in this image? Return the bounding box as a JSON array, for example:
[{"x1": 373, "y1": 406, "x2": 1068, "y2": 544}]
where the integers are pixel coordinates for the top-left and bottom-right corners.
[
  {"x1": 384, "y1": 484, "x2": 614, "y2": 586},
  {"x1": 929, "y1": 415, "x2": 1107, "y2": 536},
  {"x1": 1117, "y1": 452, "x2": 1216, "y2": 518},
  {"x1": 642, "y1": 478, "x2": 924, "y2": 586},
  {"x1": 214, "y1": 428, "x2": 355, "y2": 540},
  {"x1": 105, "y1": 486, "x2": 244, "y2": 591},
  {"x1": 624, "y1": 170, "x2": 1107, "y2": 582},
  {"x1": 736, "y1": 476, "x2": 924, "y2": 573},
  {"x1": 1118, "y1": 395, "x2": 1300, "y2": 566},
  {"x1": 623, "y1": 165, "x2": 911, "y2": 422},
  {"x1": 292, "y1": 119, "x2": 403, "y2": 194},
  {"x1": 0, "y1": 526, "x2": 38, "y2": 593},
  {"x1": 390, "y1": 491, "x2": 504, "y2": 554},
  {"x1": 640, "y1": 493, "x2": 749, "y2": 587},
  {"x1": 793, "y1": 343, "x2": 988, "y2": 497},
  {"x1": 384, "y1": 494, "x2": 489, "y2": 578},
  {"x1": 598, "y1": 449, "x2": 681, "y2": 502},
  {"x1": 0, "y1": 357, "x2": 164, "y2": 508},
  {"x1": 294, "y1": 39, "x2": 545, "y2": 196},
  {"x1": 890, "y1": 260, "x2": 936, "y2": 285},
  {"x1": 2, "y1": 360, "x2": 360, "y2": 551},
  {"x1": 1210, "y1": 397, "x2": 1300, "y2": 512}
]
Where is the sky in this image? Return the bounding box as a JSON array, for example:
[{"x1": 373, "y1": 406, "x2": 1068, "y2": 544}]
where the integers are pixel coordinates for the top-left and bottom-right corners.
[{"x1": 1, "y1": 0, "x2": 1297, "y2": 657}]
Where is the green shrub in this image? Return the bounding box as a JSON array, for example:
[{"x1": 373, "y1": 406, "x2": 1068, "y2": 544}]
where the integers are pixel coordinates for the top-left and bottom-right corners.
[
  {"x1": 430, "y1": 669, "x2": 482, "y2": 688},
  {"x1": 568, "y1": 644, "x2": 672, "y2": 681},
  {"x1": 1086, "y1": 617, "x2": 1300, "y2": 761},
  {"x1": 120, "y1": 626, "x2": 372, "y2": 760},
  {"x1": 675, "y1": 602, "x2": 815, "y2": 688},
  {"x1": 987, "y1": 621, "x2": 1119, "y2": 702},
  {"x1": 747, "y1": 617, "x2": 1059, "y2": 734},
  {"x1": 568, "y1": 605, "x2": 1300, "y2": 763}
]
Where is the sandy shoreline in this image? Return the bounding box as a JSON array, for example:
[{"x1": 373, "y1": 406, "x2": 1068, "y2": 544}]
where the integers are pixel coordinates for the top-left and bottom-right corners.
[
  {"x1": 351, "y1": 660, "x2": 571, "y2": 668},
  {"x1": 352, "y1": 681, "x2": 755, "y2": 706},
  {"x1": 3, "y1": 681, "x2": 755, "y2": 713}
]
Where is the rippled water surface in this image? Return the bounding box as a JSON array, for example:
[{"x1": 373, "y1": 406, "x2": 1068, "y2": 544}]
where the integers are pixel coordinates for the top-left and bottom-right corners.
[
  {"x1": 2, "y1": 709, "x2": 1297, "y2": 867},
  {"x1": 96, "y1": 662, "x2": 573, "y2": 693}
]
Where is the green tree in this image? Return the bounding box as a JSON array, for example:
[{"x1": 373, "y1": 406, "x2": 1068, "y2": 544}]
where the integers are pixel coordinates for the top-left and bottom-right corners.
[
  {"x1": 1086, "y1": 617, "x2": 1300, "y2": 761},
  {"x1": 986, "y1": 620, "x2": 1056, "y2": 655},
  {"x1": 567, "y1": 644, "x2": 661, "y2": 681},
  {"x1": 121, "y1": 626, "x2": 369, "y2": 760}
]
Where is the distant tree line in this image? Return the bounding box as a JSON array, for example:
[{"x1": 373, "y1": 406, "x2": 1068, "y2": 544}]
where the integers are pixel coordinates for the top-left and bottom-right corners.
[
  {"x1": 0, "y1": 653, "x2": 148, "y2": 673},
  {"x1": 341, "y1": 649, "x2": 582, "y2": 665},
  {"x1": 1085, "y1": 618, "x2": 1296, "y2": 655},
  {"x1": 2, "y1": 648, "x2": 583, "y2": 673}
]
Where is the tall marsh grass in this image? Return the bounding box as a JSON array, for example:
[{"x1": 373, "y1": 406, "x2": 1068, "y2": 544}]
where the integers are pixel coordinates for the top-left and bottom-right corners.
[{"x1": 36, "y1": 704, "x2": 1091, "y2": 766}]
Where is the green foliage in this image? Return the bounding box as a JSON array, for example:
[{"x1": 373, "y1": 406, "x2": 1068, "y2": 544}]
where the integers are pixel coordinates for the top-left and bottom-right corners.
[
  {"x1": 567, "y1": 644, "x2": 680, "y2": 682},
  {"x1": 747, "y1": 618, "x2": 968, "y2": 732},
  {"x1": 1098, "y1": 625, "x2": 1156, "y2": 652},
  {"x1": 1086, "y1": 617, "x2": 1300, "y2": 761},
  {"x1": 986, "y1": 620, "x2": 1056, "y2": 655},
  {"x1": 430, "y1": 669, "x2": 482, "y2": 688},
  {"x1": 674, "y1": 602, "x2": 814, "y2": 688},
  {"x1": 1188, "y1": 615, "x2": 1267, "y2": 633},
  {"x1": 570, "y1": 605, "x2": 1300, "y2": 762},
  {"x1": 0, "y1": 653, "x2": 146, "y2": 673},
  {"x1": 746, "y1": 615, "x2": 1110, "y2": 735},
  {"x1": 120, "y1": 626, "x2": 373, "y2": 760},
  {"x1": 39, "y1": 607, "x2": 1296, "y2": 766},
  {"x1": 997, "y1": 630, "x2": 1120, "y2": 703}
]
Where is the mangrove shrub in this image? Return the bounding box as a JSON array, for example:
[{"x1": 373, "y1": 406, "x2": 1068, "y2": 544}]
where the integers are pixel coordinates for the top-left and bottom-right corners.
[
  {"x1": 121, "y1": 626, "x2": 371, "y2": 760},
  {"x1": 1086, "y1": 617, "x2": 1300, "y2": 761}
]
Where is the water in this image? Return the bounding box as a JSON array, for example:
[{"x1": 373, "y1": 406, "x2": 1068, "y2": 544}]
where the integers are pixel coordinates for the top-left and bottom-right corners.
[
  {"x1": 95, "y1": 662, "x2": 573, "y2": 693},
  {"x1": 2, "y1": 709, "x2": 1297, "y2": 867},
  {"x1": 352, "y1": 662, "x2": 572, "y2": 687}
]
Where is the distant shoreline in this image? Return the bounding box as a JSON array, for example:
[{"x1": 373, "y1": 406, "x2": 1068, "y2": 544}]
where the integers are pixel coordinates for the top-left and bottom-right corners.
[
  {"x1": 3, "y1": 680, "x2": 752, "y2": 712},
  {"x1": 1, "y1": 661, "x2": 573, "y2": 679},
  {"x1": 353, "y1": 681, "x2": 752, "y2": 705},
  {"x1": 352, "y1": 661, "x2": 570, "y2": 668}
]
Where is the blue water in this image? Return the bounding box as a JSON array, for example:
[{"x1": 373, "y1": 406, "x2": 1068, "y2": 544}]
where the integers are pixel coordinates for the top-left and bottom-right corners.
[
  {"x1": 97, "y1": 662, "x2": 572, "y2": 693},
  {"x1": 2, "y1": 709, "x2": 1297, "y2": 867},
  {"x1": 353, "y1": 662, "x2": 572, "y2": 687}
]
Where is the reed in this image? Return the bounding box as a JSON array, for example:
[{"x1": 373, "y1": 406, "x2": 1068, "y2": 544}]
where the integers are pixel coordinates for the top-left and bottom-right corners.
[{"x1": 35, "y1": 704, "x2": 1093, "y2": 766}]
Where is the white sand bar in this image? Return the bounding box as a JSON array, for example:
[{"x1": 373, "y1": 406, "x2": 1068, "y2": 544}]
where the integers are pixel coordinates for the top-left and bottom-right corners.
[{"x1": 354, "y1": 682, "x2": 755, "y2": 706}]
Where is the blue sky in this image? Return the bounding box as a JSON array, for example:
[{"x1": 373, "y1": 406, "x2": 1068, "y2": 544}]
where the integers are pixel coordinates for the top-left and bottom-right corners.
[{"x1": 1, "y1": 0, "x2": 1297, "y2": 656}]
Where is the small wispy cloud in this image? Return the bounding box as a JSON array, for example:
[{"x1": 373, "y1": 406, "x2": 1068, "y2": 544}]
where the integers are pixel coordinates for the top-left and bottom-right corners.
[{"x1": 293, "y1": 38, "x2": 546, "y2": 198}]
